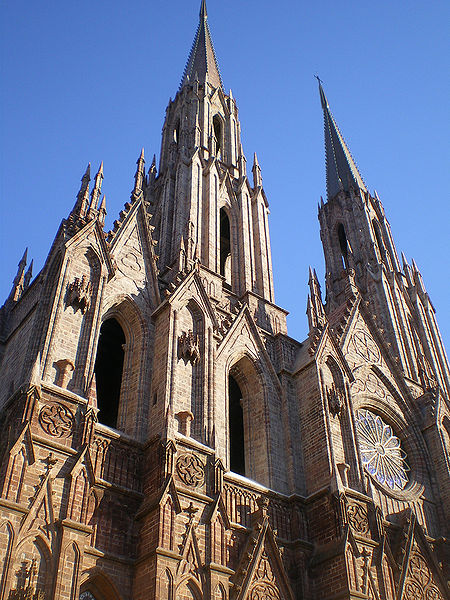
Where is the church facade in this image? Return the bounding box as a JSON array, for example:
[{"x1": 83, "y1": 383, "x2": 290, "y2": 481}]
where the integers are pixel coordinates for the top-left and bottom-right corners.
[{"x1": 0, "y1": 3, "x2": 449, "y2": 599}]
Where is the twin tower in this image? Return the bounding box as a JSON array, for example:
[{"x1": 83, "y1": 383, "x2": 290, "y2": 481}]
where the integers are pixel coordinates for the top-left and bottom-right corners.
[{"x1": 1, "y1": 3, "x2": 449, "y2": 599}]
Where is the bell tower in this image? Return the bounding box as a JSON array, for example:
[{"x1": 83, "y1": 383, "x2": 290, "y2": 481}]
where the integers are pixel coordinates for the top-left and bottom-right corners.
[
  {"x1": 151, "y1": 0, "x2": 274, "y2": 302},
  {"x1": 317, "y1": 81, "x2": 450, "y2": 397}
]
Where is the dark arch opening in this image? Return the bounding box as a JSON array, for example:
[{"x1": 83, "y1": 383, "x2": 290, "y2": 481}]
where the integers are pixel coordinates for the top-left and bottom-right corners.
[
  {"x1": 94, "y1": 318, "x2": 125, "y2": 428},
  {"x1": 337, "y1": 223, "x2": 349, "y2": 269},
  {"x1": 213, "y1": 115, "x2": 222, "y2": 157},
  {"x1": 174, "y1": 119, "x2": 180, "y2": 144},
  {"x1": 220, "y1": 208, "x2": 231, "y2": 282},
  {"x1": 229, "y1": 374, "x2": 245, "y2": 476}
]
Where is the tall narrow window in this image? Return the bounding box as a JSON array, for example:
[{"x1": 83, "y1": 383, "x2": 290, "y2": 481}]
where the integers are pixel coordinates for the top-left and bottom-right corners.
[
  {"x1": 220, "y1": 208, "x2": 231, "y2": 283},
  {"x1": 229, "y1": 375, "x2": 245, "y2": 475},
  {"x1": 94, "y1": 318, "x2": 125, "y2": 428},
  {"x1": 213, "y1": 115, "x2": 222, "y2": 157},
  {"x1": 174, "y1": 119, "x2": 180, "y2": 144},
  {"x1": 337, "y1": 223, "x2": 349, "y2": 269}
]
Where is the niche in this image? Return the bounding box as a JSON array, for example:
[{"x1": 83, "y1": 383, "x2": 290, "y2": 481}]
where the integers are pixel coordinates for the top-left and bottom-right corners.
[
  {"x1": 229, "y1": 374, "x2": 245, "y2": 476},
  {"x1": 220, "y1": 208, "x2": 231, "y2": 284},
  {"x1": 94, "y1": 318, "x2": 125, "y2": 428}
]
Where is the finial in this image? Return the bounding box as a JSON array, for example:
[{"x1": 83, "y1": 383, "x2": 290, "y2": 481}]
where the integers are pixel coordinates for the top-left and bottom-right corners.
[
  {"x1": 18, "y1": 248, "x2": 28, "y2": 269},
  {"x1": 316, "y1": 75, "x2": 328, "y2": 109},
  {"x1": 252, "y1": 152, "x2": 262, "y2": 187},
  {"x1": 73, "y1": 163, "x2": 91, "y2": 218},
  {"x1": 133, "y1": 148, "x2": 146, "y2": 197},
  {"x1": 24, "y1": 260, "x2": 34, "y2": 288},
  {"x1": 200, "y1": 0, "x2": 207, "y2": 19},
  {"x1": 90, "y1": 162, "x2": 104, "y2": 211},
  {"x1": 98, "y1": 196, "x2": 107, "y2": 226}
]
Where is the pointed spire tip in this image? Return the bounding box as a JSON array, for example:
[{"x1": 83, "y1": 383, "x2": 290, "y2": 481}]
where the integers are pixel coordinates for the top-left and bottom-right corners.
[{"x1": 200, "y1": 0, "x2": 207, "y2": 19}]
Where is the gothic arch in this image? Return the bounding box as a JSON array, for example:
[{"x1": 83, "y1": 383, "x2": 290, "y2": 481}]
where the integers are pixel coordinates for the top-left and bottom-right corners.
[
  {"x1": 12, "y1": 534, "x2": 52, "y2": 598},
  {"x1": 227, "y1": 354, "x2": 268, "y2": 481},
  {"x1": 214, "y1": 582, "x2": 226, "y2": 600},
  {"x1": 79, "y1": 568, "x2": 122, "y2": 600},
  {"x1": 176, "y1": 577, "x2": 203, "y2": 600},
  {"x1": 93, "y1": 296, "x2": 147, "y2": 437},
  {"x1": 219, "y1": 206, "x2": 232, "y2": 285},
  {"x1": 0, "y1": 520, "x2": 14, "y2": 597}
]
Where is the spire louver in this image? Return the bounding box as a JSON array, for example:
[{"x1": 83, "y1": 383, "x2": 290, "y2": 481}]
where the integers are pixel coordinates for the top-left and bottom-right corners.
[
  {"x1": 319, "y1": 81, "x2": 367, "y2": 199},
  {"x1": 180, "y1": 0, "x2": 224, "y2": 91}
]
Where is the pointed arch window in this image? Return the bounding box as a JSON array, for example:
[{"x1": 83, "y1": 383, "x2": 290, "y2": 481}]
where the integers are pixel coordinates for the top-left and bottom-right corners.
[
  {"x1": 337, "y1": 223, "x2": 349, "y2": 269},
  {"x1": 213, "y1": 115, "x2": 222, "y2": 158},
  {"x1": 94, "y1": 318, "x2": 125, "y2": 428},
  {"x1": 228, "y1": 374, "x2": 245, "y2": 476},
  {"x1": 220, "y1": 208, "x2": 231, "y2": 285},
  {"x1": 174, "y1": 119, "x2": 180, "y2": 144}
]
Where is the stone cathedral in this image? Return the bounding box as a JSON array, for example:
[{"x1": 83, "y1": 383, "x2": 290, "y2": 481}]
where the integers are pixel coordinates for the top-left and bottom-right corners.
[{"x1": 0, "y1": 3, "x2": 449, "y2": 599}]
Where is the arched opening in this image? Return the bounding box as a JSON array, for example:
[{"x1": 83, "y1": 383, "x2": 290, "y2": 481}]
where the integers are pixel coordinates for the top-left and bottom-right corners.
[
  {"x1": 337, "y1": 223, "x2": 349, "y2": 269},
  {"x1": 94, "y1": 318, "x2": 125, "y2": 428},
  {"x1": 174, "y1": 119, "x2": 180, "y2": 144},
  {"x1": 213, "y1": 115, "x2": 222, "y2": 157},
  {"x1": 219, "y1": 208, "x2": 231, "y2": 284},
  {"x1": 229, "y1": 374, "x2": 245, "y2": 476}
]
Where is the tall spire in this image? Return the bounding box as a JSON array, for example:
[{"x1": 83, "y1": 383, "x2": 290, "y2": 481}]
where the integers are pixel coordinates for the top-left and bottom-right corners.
[
  {"x1": 318, "y1": 79, "x2": 367, "y2": 199},
  {"x1": 180, "y1": 0, "x2": 224, "y2": 91}
]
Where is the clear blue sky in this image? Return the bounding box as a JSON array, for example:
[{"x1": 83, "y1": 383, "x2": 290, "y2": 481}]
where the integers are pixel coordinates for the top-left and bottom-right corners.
[{"x1": 1, "y1": 0, "x2": 449, "y2": 349}]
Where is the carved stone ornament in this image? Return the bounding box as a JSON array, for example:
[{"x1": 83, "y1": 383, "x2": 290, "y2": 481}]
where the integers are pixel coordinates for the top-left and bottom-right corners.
[
  {"x1": 65, "y1": 274, "x2": 93, "y2": 314},
  {"x1": 403, "y1": 551, "x2": 444, "y2": 600},
  {"x1": 176, "y1": 453, "x2": 205, "y2": 487},
  {"x1": 347, "y1": 502, "x2": 370, "y2": 535},
  {"x1": 178, "y1": 330, "x2": 200, "y2": 365},
  {"x1": 38, "y1": 402, "x2": 74, "y2": 438},
  {"x1": 9, "y1": 559, "x2": 46, "y2": 600},
  {"x1": 351, "y1": 329, "x2": 381, "y2": 364},
  {"x1": 327, "y1": 383, "x2": 345, "y2": 417},
  {"x1": 250, "y1": 582, "x2": 280, "y2": 600}
]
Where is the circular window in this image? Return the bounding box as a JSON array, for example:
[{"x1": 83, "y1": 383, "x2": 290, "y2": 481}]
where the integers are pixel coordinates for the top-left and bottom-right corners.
[{"x1": 356, "y1": 409, "x2": 409, "y2": 490}]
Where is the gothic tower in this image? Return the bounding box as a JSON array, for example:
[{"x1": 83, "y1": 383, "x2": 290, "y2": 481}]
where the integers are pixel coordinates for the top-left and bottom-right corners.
[{"x1": 0, "y1": 4, "x2": 449, "y2": 600}]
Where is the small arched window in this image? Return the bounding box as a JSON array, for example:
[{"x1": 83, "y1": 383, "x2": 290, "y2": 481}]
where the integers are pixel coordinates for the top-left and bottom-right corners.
[
  {"x1": 94, "y1": 318, "x2": 125, "y2": 428},
  {"x1": 229, "y1": 374, "x2": 245, "y2": 476},
  {"x1": 219, "y1": 208, "x2": 231, "y2": 284},
  {"x1": 213, "y1": 115, "x2": 222, "y2": 157},
  {"x1": 337, "y1": 223, "x2": 349, "y2": 269},
  {"x1": 173, "y1": 119, "x2": 180, "y2": 144}
]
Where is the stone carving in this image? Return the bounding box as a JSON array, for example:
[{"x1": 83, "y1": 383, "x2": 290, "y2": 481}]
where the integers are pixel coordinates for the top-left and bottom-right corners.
[
  {"x1": 327, "y1": 383, "x2": 345, "y2": 417},
  {"x1": 178, "y1": 330, "x2": 200, "y2": 364},
  {"x1": 351, "y1": 371, "x2": 386, "y2": 399},
  {"x1": 9, "y1": 559, "x2": 45, "y2": 600},
  {"x1": 176, "y1": 453, "x2": 205, "y2": 487},
  {"x1": 250, "y1": 583, "x2": 280, "y2": 600},
  {"x1": 351, "y1": 329, "x2": 381, "y2": 364},
  {"x1": 402, "y1": 551, "x2": 444, "y2": 600},
  {"x1": 38, "y1": 402, "x2": 74, "y2": 438},
  {"x1": 66, "y1": 274, "x2": 92, "y2": 314},
  {"x1": 347, "y1": 502, "x2": 369, "y2": 535}
]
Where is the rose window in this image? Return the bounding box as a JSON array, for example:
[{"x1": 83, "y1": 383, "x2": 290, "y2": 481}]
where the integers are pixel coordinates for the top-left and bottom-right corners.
[{"x1": 356, "y1": 409, "x2": 409, "y2": 490}]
